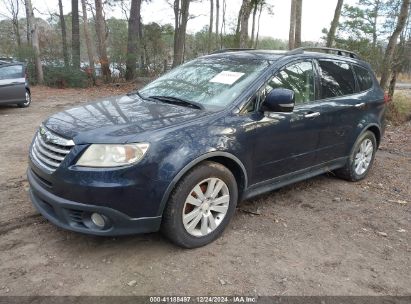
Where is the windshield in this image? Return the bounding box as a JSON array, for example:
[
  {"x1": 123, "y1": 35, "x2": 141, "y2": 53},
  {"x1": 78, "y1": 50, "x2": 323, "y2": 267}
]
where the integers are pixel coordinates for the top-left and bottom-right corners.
[{"x1": 139, "y1": 57, "x2": 269, "y2": 110}]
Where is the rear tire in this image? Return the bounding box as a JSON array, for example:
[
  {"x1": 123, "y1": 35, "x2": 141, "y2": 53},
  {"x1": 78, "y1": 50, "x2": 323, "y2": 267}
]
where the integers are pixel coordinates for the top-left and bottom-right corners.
[
  {"x1": 334, "y1": 131, "x2": 377, "y2": 181},
  {"x1": 18, "y1": 90, "x2": 31, "y2": 108},
  {"x1": 161, "y1": 161, "x2": 238, "y2": 248}
]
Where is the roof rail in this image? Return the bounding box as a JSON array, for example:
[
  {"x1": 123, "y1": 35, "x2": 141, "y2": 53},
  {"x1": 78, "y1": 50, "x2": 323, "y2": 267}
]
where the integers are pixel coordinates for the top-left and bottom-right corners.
[
  {"x1": 287, "y1": 47, "x2": 360, "y2": 59},
  {"x1": 211, "y1": 48, "x2": 255, "y2": 54}
]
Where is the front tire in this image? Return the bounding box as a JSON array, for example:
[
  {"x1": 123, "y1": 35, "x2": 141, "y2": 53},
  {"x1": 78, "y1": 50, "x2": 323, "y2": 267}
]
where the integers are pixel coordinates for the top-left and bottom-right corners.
[
  {"x1": 161, "y1": 161, "x2": 238, "y2": 248},
  {"x1": 335, "y1": 131, "x2": 377, "y2": 181},
  {"x1": 18, "y1": 90, "x2": 31, "y2": 108}
]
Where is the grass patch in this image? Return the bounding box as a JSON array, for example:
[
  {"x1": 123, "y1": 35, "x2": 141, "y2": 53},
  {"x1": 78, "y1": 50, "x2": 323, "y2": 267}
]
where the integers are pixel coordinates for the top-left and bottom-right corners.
[{"x1": 386, "y1": 92, "x2": 411, "y2": 125}]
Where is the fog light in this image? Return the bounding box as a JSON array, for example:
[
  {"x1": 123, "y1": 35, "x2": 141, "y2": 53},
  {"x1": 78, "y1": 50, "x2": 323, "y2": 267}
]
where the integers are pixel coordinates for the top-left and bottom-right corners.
[{"x1": 91, "y1": 213, "x2": 106, "y2": 229}]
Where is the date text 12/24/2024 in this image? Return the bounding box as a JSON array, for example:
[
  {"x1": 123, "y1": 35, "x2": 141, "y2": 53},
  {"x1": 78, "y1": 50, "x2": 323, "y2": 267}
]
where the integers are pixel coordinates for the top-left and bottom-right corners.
[{"x1": 149, "y1": 297, "x2": 257, "y2": 303}]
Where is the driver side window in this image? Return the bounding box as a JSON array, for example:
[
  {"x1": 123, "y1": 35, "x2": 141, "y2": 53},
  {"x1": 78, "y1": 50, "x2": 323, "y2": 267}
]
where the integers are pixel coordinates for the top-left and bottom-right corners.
[{"x1": 264, "y1": 61, "x2": 315, "y2": 105}]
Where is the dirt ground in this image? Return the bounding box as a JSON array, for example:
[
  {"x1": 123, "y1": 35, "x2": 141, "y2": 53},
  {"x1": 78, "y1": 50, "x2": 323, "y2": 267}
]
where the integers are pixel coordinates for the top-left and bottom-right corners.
[{"x1": 0, "y1": 85, "x2": 410, "y2": 296}]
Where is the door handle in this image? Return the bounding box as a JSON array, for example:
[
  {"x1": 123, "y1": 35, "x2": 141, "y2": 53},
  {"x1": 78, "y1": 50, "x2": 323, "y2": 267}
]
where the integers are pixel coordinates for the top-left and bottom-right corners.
[
  {"x1": 304, "y1": 112, "x2": 321, "y2": 118},
  {"x1": 355, "y1": 102, "x2": 365, "y2": 108}
]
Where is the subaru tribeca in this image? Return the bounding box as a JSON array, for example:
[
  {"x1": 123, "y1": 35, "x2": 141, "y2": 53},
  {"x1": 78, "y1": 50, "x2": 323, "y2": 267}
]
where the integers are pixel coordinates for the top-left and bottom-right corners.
[{"x1": 28, "y1": 48, "x2": 385, "y2": 248}]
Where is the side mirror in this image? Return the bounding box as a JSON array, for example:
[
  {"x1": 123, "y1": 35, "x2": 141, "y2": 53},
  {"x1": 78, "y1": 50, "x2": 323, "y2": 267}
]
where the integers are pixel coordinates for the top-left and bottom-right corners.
[{"x1": 262, "y1": 88, "x2": 295, "y2": 113}]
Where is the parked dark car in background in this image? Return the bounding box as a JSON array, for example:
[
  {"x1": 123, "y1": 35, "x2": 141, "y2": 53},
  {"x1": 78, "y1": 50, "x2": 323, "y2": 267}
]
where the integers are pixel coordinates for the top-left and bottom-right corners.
[
  {"x1": 27, "y1": 48, "x2": 386, "y2": 248},
  {"x1": 0, "y1": 60, "x2": 31, "y2": 108}
]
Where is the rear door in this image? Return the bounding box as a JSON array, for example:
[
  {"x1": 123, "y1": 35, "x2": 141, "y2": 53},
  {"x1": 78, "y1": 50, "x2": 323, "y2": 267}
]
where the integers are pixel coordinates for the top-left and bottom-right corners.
[
  {"x1": 0, "y1": 64, "x2": 25, "y2": 104},
  {"x1": 314, "y1": 59, "x2": 362, "y2": 163}
]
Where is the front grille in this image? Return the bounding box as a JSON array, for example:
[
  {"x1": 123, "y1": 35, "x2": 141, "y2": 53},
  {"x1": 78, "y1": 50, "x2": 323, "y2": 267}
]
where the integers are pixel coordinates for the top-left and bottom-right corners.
[{"x1": 31, "y1": 126, "x2": 74, "y2": 172}]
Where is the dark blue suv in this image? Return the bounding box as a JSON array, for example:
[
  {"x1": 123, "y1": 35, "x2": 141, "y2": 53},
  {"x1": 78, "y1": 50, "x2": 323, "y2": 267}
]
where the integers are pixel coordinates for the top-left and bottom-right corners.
[{"x1": 28, "y1": 48, "x2": 386, "y2": 248}]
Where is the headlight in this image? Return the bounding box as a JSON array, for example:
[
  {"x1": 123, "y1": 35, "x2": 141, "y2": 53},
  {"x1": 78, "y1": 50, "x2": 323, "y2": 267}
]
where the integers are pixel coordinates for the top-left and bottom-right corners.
[{"x1": 76, "y1": 143, "x2": 149, "y2": 167}]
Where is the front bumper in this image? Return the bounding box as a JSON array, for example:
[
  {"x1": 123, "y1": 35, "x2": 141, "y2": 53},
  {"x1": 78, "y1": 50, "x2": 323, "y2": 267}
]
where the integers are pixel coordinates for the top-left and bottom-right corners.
[{"x1": 28, "y1": 168, "x2": 162, "y2": 236}]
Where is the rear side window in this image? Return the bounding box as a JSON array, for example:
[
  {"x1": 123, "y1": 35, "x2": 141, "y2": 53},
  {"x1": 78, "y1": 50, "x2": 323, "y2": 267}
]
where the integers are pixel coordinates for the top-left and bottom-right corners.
[
  {"x1": 0, "y1": 65, "x2": 23, "y2": 80},
  {"x1": 318, "y1": 60, "x2": 356, "y2": 99},
  {"x1": 354, "y1": 65, "x2": 373, "y2": 91}
]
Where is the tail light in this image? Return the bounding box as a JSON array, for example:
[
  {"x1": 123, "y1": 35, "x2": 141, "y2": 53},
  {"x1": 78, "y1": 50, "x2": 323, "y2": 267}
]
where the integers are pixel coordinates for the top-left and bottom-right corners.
[{"x1": 384, "y1": 92, "x2": 391, "y2": 104}]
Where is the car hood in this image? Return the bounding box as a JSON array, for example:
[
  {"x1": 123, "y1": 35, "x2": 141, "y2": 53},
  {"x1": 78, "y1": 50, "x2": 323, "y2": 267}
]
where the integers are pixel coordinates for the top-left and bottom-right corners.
[{"x1": 43, "y1": 94, "x2": 210, "y2": 144}]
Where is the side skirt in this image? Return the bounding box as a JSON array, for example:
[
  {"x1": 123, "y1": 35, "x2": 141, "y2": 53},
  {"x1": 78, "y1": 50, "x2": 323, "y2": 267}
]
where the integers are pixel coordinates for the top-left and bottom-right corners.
[{"x1": 242, "y1": 157, "x2": 347, "y2": 201}]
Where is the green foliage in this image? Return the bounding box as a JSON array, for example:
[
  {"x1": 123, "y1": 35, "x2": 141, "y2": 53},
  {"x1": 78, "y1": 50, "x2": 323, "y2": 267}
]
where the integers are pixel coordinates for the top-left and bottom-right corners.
[
  {"x1": 256, "y1": 38, "x2": 287, "y2": 50},
  {"x1": 141, "y1": 23, "x2": 174, "y2": 75},
  {"x1": 107, "y1": 17, "x2": 128, "y2": 73},
  {"x1": 44, "y1": 66, "x2": 90, "y2": 88},
  {"x1": 332, "y1": 1, "x2": 389, "y2": 74},
  {"x1": 339, "y1": 4, "x2": 375, "y2": 40}
]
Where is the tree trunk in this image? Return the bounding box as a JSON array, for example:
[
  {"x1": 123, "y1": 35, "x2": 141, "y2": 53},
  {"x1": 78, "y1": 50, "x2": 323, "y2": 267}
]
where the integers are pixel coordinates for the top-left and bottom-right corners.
[
  {"x1": 255, "y1": 1, "x2": 263, "y2": 48},
  {"x1": 139, "y1": 19, "x2": 146, "y2": 75},
  {"x1": 326, "y1": 0, "x2": 344, "y2": 48},
  {"x1": 235, "y1": 5, "x2": 242, "y2": 46},
  {"x1": 125, "y1": 0, "x2": 142, "y2": 80},
  {"x1": 238, "y1": 0, "x2": 252, "y2": 48},
  {"x1": 288, "y1": 0, "x2": 296, "y2": 50},
  {"x1": 173, "y1": 0, "x2": 190, "y2": 67},
  {"x1": 294, "y1": 0, "x2": 302, "y2": 48},
  {"x1": 215, "y1": 0, "x2": 219, "y2": 47},
  {"x1": 81, "y1": 0, "x2": 95, "y2": 82},
  {"x1": 208, "y1": 0, "x2": 214, "y2": 53},
  {"x1": 24, "y1": 0, "x2": 31, "y2": 44},
  {"x1": 220, "y1": 0, "x2": 226, "y2": 48},
  {"x1": 380, "y1": 0, "x2": 411, "y2": 90},
  {"x1": 371, "y1": 0, "x2": 381, "y2": 49},
  {"x1": 94, "y1": 0, "x2": 111, "y2": 80},
  {"x1": 58, "y1": 0, "x2": 69, "y2": 67},
  {"x1": 15, "y1": 19, "x2": 21, "y2": 47},
  {"x1": 388, "y1": 66, "x2": 399, "y2": 99},
  {"x1": 71, "y1": 0, "x2": 80, "y2": 69},
  {"x1": 249, "y1": 0, "x2": 258, "y2": 48},
  {"x1": 26, "y1": 0, "x2": 43, "y2": 84}
]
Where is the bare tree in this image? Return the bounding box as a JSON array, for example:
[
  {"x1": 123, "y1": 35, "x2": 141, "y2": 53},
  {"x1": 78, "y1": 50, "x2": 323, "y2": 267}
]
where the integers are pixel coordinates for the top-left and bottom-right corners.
[
  {"x1": 81, "y1": 0, "x2": 94, "y2": 81},
  {"x1": 173, "y1": 0, "x2": 191, "y2": 67},
  {"x1": 25, "y1": 0, "x2": 43, "y2": 83},
  {"x1": 380, "y1": 0, "x2": 411, "y2": 90},
  {"x1": 72, "y1": 0, "x2": 80, "y2": 69},
  {"x1": 208, "y1": 0, "x2": 213, "y2": 53},
  {"x1": 294, "y1": 0, "x2": 302, "y2": 48},
  {"x1": 215, "y1": 0, "x2": 219, "y2": 47},
  {"x1": 237, "y1": 0, "x2": 253, "y2": 48},
  {"x1": 1, "y1": 0, "x2": 22, "y2": 47},
  {"x1": 367, "y1": 0, "x2": 382, "y2": 49},
  {"x1": 220, "y1": 0, "x2": 226, "y2": 48},
  {"x1": 326, "y1": 0, "x2": 344, "y2": 47},
  {"x1": 24, "y1": 0, "x2": 30, "y2": 44},
  {"x1": 58, "y1": 0, "x2": 69, "y2": 67},
  {"x1": 95, "y1": 0, "x2": 111, "y2": 79},
  {"x1": 250, "y1": 0, "x2": 258, "y2": 48},
  {"x1": 254, "y1": 1, "x2": 264, "y2": 48},
  {"x1": 288, "y1": 0, "x2": 296, "y2": 49},
  {"x1": 125, "y1": 0, "x2": 142, "y2": 80}
]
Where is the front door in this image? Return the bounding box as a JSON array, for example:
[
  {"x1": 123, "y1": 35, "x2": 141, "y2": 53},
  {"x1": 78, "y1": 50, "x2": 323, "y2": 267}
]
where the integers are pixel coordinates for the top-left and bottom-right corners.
[{"x1": 250, "y1": 60, "x2": 322, "y2": 185}]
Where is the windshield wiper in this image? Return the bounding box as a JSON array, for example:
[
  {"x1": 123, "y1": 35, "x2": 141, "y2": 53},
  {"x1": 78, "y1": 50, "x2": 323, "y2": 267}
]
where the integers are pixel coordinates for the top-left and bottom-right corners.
[
  {"x1": 148, "y1": 95, "x2": 204, "y2": 110},
  {"x1": 127, "y1": 90, "x2": 147, "y2": 100}
]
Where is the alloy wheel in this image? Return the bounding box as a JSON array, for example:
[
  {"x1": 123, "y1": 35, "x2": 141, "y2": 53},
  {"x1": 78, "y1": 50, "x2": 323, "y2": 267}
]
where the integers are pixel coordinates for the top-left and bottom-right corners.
[
  {"x1": 23, "y1": 92, "x2": 31, "y2": 106},
  {"x1": 182, "y1": 178, "x2": 230, "y2": 237},
  {"x1": 354, "y1": 138, "x2": 373, "y2": 175}
]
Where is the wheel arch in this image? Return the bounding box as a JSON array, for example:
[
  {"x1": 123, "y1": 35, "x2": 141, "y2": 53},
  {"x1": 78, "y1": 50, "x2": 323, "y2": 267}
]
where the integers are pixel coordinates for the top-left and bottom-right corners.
[
  {"x1": 365, "y1": 124, "x2": 381, "y2": 147},
  {"x1": 157, "y1": 152, "x2": 248, "y2": 216}
]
